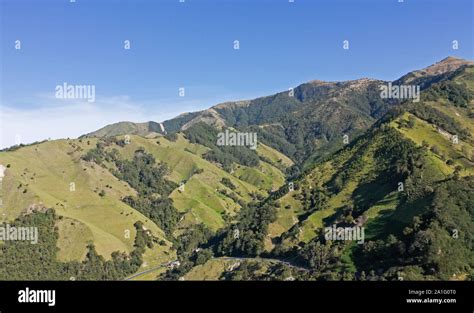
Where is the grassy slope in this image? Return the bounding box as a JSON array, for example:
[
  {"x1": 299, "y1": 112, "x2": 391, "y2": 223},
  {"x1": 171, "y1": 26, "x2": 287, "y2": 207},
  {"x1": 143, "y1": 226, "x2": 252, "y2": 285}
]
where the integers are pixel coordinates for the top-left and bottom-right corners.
[
  {"x1": 0, "y1": 132, "x2": 287, "y2": 265},
  {"x1": 267, "y1": 107, "x2": 472, "y2": 251},
  {"x1": 0, "y1": 139, "x2": 174, "y2": 263},
  {"x1": 112, "y1": 134, "x2": 286, "y2": 232},
  {"x1": 298, "y1": 137, "x2": 381, "y2": 242},
  {"x1": 183, "y1": 258, "x2": 234, "y2": 280},
  {"x1": 393, "y1": 112, "x2": 473, "y2": 176},
  {"x1": 256, "y1": 143, "x2": 294, "y2": 168}
]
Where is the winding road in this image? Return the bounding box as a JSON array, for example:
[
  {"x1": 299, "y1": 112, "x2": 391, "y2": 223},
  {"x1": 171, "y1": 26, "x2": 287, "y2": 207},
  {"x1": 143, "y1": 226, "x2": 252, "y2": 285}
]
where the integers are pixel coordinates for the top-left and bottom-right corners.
[{"x1": 124, "y1": 256, "x2": 309, "y2": 280}]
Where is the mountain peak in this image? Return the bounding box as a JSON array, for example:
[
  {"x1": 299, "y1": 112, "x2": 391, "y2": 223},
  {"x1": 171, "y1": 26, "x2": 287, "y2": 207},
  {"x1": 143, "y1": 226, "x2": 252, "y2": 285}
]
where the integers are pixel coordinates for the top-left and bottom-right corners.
[
  {"x1": 419, "y1": 56, "x2": 473, "y2": 76},
  {"x1": 397, "y1": 56, "x2": 473, "y2": 84},
  {"x1": 440, "y1": 56, "x2": 463, "y2": 62}
]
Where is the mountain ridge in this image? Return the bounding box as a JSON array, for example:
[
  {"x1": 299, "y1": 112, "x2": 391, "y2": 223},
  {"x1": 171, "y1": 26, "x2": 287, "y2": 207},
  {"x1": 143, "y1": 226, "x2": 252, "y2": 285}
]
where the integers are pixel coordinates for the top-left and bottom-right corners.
[{"x1": 83, "y1": 56, "x2": 474, "y2": 152}]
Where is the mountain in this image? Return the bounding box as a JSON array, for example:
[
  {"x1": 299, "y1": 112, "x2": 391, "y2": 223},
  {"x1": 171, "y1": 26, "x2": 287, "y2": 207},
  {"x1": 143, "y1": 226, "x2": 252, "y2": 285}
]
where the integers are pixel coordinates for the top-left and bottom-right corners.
[
  {"x1": 161, "y1": 77, "x2": 390, "y2": 167},
  {"x1": 264, "y1": 63, "x2": 474, "y2": 281},
  {"x1": 83, "y1": 121, "x2": 166, "y2": 138},
  {"x1": 201, "y1": 62, "x2": 474, "y2": 281},
  {"x1": 0, "y1": 130, "x2": 290, "y2": 279},
  {"x1": 395, "y1": 56, "x2": 474, "y2": 91},
  {"x1": 91, "y1": 57, "x2": 473, "y2": 168},
  {"x1": 0, "y1": 57, "x2": 473, "y2": 281},
  {"x1": 398, "y1": 56, "x2": 474, "y2": 84}
]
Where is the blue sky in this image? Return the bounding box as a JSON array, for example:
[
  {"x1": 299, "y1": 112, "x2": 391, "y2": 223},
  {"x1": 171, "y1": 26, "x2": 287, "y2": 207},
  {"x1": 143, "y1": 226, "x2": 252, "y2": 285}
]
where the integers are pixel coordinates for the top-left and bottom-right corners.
[{"x1": 0, "y1": 0, "x2": 473, "y2": 147}]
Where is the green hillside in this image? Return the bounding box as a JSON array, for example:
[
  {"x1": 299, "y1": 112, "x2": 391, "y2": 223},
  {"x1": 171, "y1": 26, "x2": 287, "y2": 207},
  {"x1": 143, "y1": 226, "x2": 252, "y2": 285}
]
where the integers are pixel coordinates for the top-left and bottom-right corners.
[
  {"x1": 0, "y1": 127, "x2": 286, "y2": 279},
  {"x1": 0, "y1": 139, "x2": 174, "y2": 261},
  {"x1": 1, "y1": 58, "x2": 473, "y2": 281}
]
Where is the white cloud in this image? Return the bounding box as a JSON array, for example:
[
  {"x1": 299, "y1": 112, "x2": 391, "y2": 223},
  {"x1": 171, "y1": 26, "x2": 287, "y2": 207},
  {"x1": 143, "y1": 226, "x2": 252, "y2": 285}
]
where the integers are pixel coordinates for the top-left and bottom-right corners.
[
  {"x1": 0, "y1": 90, "x2": 262, "y2": 149},
  {"x1": 0, "y1": 96, "x2": 178, "y2": 149}
]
